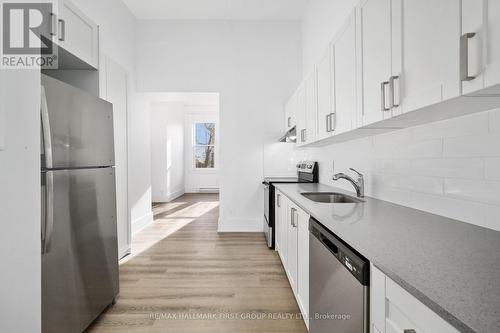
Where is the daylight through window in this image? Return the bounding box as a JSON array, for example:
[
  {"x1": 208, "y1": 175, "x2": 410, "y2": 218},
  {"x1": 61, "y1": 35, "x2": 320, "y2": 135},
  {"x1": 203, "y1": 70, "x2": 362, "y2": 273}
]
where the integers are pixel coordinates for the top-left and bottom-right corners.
[{"x1": 194, "y1": 123, "x2": 216, "y2": 168}]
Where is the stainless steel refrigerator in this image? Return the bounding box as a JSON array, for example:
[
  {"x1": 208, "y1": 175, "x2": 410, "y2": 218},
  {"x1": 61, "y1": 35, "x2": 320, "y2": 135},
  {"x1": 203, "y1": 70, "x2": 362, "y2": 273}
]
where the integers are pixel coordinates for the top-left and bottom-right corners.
[{"x1": 41, "y1": 74, "x2": 119, "y2": 333}]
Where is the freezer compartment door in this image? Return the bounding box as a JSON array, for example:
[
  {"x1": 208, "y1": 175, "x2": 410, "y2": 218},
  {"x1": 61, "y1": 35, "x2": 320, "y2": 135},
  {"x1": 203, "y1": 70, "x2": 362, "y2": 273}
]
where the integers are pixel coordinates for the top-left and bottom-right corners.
[
  {"x1": 42, "y1": 168, "x2": 119, "y2": 333},
  {"x1": 41, "y1": 74, "x2": 114, "y2": 169}
]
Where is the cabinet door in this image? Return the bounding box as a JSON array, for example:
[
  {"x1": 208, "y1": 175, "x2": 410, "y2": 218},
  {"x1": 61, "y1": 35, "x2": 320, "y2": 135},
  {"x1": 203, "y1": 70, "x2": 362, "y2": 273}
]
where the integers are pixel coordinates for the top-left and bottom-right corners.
[
  {"x1": 462, "y1": 0, "x2": 500, "y2": 95},
  {"x1": 304, "y1": 69, "x2": 318, "y2": 144},
  {"x1": 296, "y1": 82, "x2": 307, "y2": 147},
  {"x1": 279, "y1": 195, "x2": 288, "y2": 266},
  {"x1": 370, "y1": 264, "x2": 386, "y2": 333},
  {"x1": 316, "y1": 48, "x2": 334, "y2": 141},
  {"x1": 334, "y1": 11, "x2": 357, "y2": 134},
  {"x1": 358, "y1": 0, "x2": 392, "y2": 126},
  {"x1": 58, "y1": 0, "x2": 99, "y2": 68},
  {"x1": 285, "y1": 94, "x2": 296, "y2": 131},
  {"x1": 398, "y1": 0, "x2": 461, "y2": 113},
  {"x1": 274, "y1": 191, "x2": 282, "y2": 252},
  {"x1": 385, "y1": 277, "x2": 459, "y2": 333},
  {"x1": 297, "y1": 208, "x2": 310, "y2": 325},
  {"x1": 286, "y1": 205, "x2": 298, "y2": 293}
]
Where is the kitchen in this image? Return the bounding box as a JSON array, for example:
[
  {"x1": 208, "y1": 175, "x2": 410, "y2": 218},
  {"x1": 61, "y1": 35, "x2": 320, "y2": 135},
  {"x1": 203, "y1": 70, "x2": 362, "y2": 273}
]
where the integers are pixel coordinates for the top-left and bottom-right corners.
[{"x1": 0, "y1": 0, "x2": 499, "y2": 333}]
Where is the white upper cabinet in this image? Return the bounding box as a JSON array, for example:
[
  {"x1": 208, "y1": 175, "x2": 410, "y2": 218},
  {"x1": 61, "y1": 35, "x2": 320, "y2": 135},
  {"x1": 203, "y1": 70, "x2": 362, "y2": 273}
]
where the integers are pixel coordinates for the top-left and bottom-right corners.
[
  {"x1": 461, "y1": 0, "x2": 500, "y2": 96},
  {"x1": 396, "y1": 0, "x2": 461, "y2": 114},
  {"x1": 54, "y1": 0, "x2": 99, "y2": 68},
  {"x1": 285, "y1": 93, "x2": 297, "y2": 131},
  {"x1": 333, "y1": 11, "x2": 357, "y2": 134},
  {"x1": 316, "y1": 48, "x2": 334, "y2": 141},
  {"x1": 304, "y1": 69, "x2": 318, "y2": 144},
  {"x1": 296, "y1": 82, "x2": 307, "y2": 147},
  {"x1": 357, "y1": 0, "x2": 393, "y2": 126}
]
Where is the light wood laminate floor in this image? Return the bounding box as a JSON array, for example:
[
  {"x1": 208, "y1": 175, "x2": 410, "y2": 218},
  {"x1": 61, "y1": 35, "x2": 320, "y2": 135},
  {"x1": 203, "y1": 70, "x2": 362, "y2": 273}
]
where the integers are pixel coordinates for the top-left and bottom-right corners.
[{"x1": 87, "y1": 193, "x2": 307, "y2": 333}]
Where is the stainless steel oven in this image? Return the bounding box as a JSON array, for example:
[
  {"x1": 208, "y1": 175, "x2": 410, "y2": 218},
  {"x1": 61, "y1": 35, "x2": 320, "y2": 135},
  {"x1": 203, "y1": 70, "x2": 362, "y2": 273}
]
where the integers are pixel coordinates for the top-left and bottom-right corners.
[{"x1": 262, "y1": 161, "x2": 318, "y2": 249}]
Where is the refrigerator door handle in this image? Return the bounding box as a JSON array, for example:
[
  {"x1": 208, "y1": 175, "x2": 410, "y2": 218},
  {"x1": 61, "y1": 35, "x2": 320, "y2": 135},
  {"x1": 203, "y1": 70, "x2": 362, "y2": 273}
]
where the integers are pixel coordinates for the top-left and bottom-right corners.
[
  {"x1": 42, "y1": 172, "x2": 55, "y2": 254},
  {"x1": 41, "y1": 86, "x2": 53, "y2": 169}
]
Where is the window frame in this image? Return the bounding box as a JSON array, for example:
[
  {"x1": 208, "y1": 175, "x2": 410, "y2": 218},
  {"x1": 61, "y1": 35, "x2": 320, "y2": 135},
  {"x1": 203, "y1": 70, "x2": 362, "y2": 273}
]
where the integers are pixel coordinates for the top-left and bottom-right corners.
[{"x1": 192, "y1": 122, "x2": 217, "y2": 170}]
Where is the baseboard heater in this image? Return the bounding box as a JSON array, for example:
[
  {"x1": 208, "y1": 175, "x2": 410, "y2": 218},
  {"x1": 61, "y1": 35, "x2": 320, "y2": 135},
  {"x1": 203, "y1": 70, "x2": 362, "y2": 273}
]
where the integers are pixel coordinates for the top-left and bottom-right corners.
[{"x1": 198, "y1": 188, "x2": 219, "y2": 193}]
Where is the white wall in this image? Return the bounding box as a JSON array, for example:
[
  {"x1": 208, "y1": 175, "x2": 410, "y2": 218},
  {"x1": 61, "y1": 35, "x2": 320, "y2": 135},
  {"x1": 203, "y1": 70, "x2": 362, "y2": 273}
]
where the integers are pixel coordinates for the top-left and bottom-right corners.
[
  {"x1": 136, "y1": 20, "x2": 302, "y2": 231},
  {"x1": 72, "y1": 0, "x2": 154, "y2": 236},
  {"x1": 292, "y1": 109, "x2": 500, "y2": 231},
  {"x1": 0, "y1": 71, "x2": 41, "y2": 332},
  {"x1": 302, "y1": 0, "x2": 357, "y2": 74},
  {"x1": 184, "y1": 107, "x2": 220, "y2": 192},
  {"x1": 151, "y1": 102, "x2": 185, "y2": 202}
]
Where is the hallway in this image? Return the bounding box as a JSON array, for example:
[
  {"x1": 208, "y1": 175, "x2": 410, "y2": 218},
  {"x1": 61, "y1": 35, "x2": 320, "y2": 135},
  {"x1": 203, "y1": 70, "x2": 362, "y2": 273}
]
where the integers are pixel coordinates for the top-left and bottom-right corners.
[{"x1": 87, "y1": 194, "x2": 307, "y2": 333}]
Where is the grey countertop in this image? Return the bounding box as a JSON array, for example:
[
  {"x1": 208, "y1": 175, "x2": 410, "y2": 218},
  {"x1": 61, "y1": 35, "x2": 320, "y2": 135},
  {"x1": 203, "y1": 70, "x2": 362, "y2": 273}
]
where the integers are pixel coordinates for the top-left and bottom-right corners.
[{"x1": 274, "y1": 183, "x2": 500, "y2": 333}]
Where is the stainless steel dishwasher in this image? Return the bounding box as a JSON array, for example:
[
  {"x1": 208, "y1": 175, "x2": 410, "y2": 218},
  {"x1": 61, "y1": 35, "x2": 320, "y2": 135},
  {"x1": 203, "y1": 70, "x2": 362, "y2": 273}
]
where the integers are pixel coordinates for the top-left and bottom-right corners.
[{"x1": 309, "y1": 218, "x2": 369, "y2": 333}]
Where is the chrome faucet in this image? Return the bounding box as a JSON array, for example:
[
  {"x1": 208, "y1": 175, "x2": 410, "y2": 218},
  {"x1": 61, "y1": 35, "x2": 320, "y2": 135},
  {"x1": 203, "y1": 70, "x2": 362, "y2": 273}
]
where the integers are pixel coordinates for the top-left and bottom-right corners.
[{"x1": 332, "y1": 168, "x2": 365, "y2": 198}]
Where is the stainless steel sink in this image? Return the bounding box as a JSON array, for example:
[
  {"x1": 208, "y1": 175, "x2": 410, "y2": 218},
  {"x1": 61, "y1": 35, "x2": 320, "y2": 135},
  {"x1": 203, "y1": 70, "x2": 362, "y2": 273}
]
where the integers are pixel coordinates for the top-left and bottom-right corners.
[{"x1": 301, "y1": 192, "x2": 364, "y2": 203}]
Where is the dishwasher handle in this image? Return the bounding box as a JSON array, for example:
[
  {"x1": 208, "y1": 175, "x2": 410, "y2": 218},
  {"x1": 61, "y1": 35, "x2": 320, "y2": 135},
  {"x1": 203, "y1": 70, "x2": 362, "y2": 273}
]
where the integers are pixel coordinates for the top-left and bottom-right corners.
[{"x1": 319, "y1": 233, "x2": 338, "y2": 255}]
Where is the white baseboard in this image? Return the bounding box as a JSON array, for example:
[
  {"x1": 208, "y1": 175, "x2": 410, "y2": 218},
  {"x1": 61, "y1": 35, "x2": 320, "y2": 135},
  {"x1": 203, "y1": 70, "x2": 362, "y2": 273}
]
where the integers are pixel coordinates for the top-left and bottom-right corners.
[
  {"x1": 132, "y1": 211, "x2": 154, "y2": 235},
  {"x1": 119, "y1": 245, "x2": 131, "y2": 259},
  {"x1": 217, "y1": 218, "x2": 264, "y2": 232},
  {"x1": 152, "y1": 189, "x2": 185, "y2": 203},
  {"x1": 185, "y1": 188, "x2": 220, "y2": 193}
]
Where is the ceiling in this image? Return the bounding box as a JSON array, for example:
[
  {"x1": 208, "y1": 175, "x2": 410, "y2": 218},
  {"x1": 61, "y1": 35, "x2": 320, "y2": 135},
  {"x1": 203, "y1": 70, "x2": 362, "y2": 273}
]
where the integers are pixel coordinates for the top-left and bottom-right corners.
[{"x1": 122, "y1": 0, "x2": 308, "y2": 20}]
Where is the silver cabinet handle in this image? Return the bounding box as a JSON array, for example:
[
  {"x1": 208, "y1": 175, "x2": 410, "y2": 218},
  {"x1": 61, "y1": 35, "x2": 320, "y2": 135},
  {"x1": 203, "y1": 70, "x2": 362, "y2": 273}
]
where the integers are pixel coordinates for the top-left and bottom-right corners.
[
  {"x1": 329, "y1": 113, "x2": 336, "y2": 132},
  {"x1": 303, "y1": 129, "x2": 307, "y2": 142},
  {"x1": 291, "y1": 208, "x2": 298, "y2": 227},
  {"x1": 326, "y1": 114, "x2": 331, "y2": 132},
  {"x1": 287, "y1": 117, "x2": 291, "y2": 128},
  {"x1": 277, "y1": 194, "x2": 281, "y2": 207},
  {"x1": 50, "y1": 13, "x2": 58, "y2": 36},
  {"x1": 460, "y1": 32, "x2": 476, "y2": 81},
  {"x1": 42, "y1": 172, "x2": 55, "y2": 254},
  {"x1": 381, "y1": 81, "x2": 390, "y2": 111},
  {"x1": 403, "y1": 330, "x2": 416, "y2": 333},
  {"x1": 389, "y1": 75, "x2": 400, "y2": 108},
  {"x1": 58, "y1": 19, "x2": 66, "y2": 42}
]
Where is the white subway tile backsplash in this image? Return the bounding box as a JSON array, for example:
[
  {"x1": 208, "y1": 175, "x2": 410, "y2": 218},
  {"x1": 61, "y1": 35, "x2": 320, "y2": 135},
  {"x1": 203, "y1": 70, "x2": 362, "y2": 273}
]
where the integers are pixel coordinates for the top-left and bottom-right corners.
[
  {"x1": 485, "y1": 158, "x2": 500, "y2": 180},
  {"x1": 383, "y1": 159, "x2": 413, "y2": 174},
  {"x1": 484, "y1": 205, "x2": 500, "y2": 231},
  {"x1": 444, "y1": 179, "x2": 500, "y2": 205},
  {"x1": 306, "y1": 109, "x2": 500, "y2": 231},
  {"x1": 489, "y1": 108, "x2": 500, "y2": 132},
  {"x1": 390, "y1": 138, "x2": 443, "y2": 159},
  {"x1": 384, "y1": 174, "x2": 443, "y2": 195},
  {"x1": 409, "y1": 192, "x2": 487, "y2": 226},
  {"x1": 412, "y1": 112, "x2": 489, "y2": 141},
  {"x1": 411, "y1": 158, "x2": 484, "y2": 179},
  {"x1": 443, "y1": 134, "x2": 500, "y2": 157}
]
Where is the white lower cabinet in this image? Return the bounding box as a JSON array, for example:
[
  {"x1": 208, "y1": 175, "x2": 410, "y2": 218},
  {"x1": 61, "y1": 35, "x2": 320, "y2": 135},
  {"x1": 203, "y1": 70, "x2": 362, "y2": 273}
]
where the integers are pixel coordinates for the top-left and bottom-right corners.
[
  {"x1": 275, "y1": 194, "x2": 309, "y2": 329},
  {"x1": 371, "y1": 264, "x2": 459, "y2": 333},
  {"x1": 296, "y1": 207, "x2": 309, "y2": 327},
  {"x1": 286, "y1": 203, "x2": 299, "y2": 293}
]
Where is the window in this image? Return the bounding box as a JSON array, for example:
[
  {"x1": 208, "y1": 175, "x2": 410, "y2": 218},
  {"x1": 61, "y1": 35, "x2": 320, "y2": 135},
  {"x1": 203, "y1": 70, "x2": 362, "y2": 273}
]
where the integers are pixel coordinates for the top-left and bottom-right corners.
[{"x1": 193, "y1": 122, "x2": 216, "y2": 169}]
